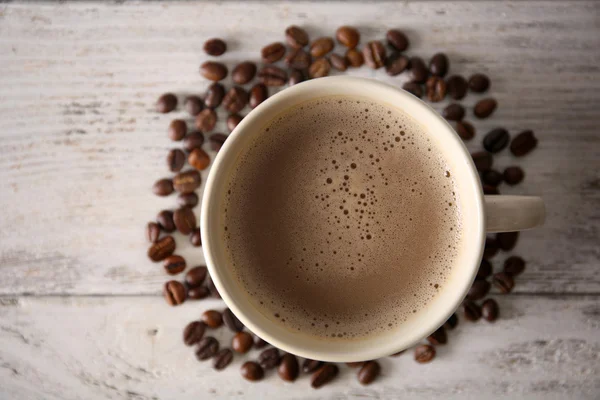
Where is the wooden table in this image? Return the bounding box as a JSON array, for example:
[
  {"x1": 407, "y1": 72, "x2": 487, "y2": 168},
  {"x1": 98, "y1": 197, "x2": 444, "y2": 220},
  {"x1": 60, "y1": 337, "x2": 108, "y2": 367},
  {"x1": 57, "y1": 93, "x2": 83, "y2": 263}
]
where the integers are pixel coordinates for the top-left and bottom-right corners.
[{"x1": 1, "y1": 2, "x2": 599, "y2": 399}]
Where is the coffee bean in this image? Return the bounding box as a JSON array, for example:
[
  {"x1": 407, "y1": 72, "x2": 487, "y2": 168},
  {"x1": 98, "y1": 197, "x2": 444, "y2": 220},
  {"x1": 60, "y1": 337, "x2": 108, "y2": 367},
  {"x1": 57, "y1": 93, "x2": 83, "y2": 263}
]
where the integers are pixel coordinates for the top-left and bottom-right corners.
[
  {"x1": 195, "y1": 108, "x2": 217, "y2": 132},
  {"x1": 262, "y1": 42, "x2": 286, "y2": 64},
  {"x1": 492, "y1": 272, "x2": 515, "y2": 294},
  {"x1": 402, "y1": 82, "x2": 423, "y2": 98},
  {"x1": 504, "y1": 256, "x2": 526, "y2": 276},
  {"x1": 462, "y1": 300, "x2": 482, "y2": 321},
  {"x1": 309, "y1": 58, "x2": 331, "y2": 78},
  {"x1": 483, "y1": 184, "x2": 500, "y2": 195},
  {"x1": 241, "y1": 361, "x2": 264, "y2": 382},
  {"x1": 386, "y1": 29, "x2": 409, "y2": 52},
  {"x1": 249, "y1": 83, "x2": 268, "y2": 109},
  {"x1": 311, "y1": 363, "x2": 339, "y2": 388},
  {"x1": 336, "y1": 26, "x2": 360, "y2": 49},
  {"x1": 156, "y1": 93, "x2": 177, "y2": 113},
  {"x1": 414, "y1": 344, "x2": 435, "y2": 363},
  {"x1": 222, "y1": 308, "x2": 244, "y2": 332},
  {"x1": 426, "y1": 76, "x2": 447, "y2": 102},
  {"x1": 187, "y1": 285, "x2": 210, "y2": 300},
  {"x1": 177, "y1": 192, "x2": 199, "y2": 208},
  {"x1": 208, "y1": 278, "x2": 221, "y2": 299},
  {"x1": 232, "y1": 61, "x2": 257, "y2": 84},
  {"x1": 363, "y1": 41, "x2": 386, "y2": 69},
  {"x1": 146, "y1": 222, "x2": 160, "y2": 243},
  {"x1": 503, "y1": 166, "x2": 524, "y2": 185},
  {"x1": 209, "y1": 133, "x2": 228, "y2": 151},
  {"x1": 278, "y1": 354, "x2": 299, "y2": 382},
  {"x1": 468, "y1": 73, "x2": 490, "y2": 93},
  {"x1": 196, "y1": 336, "x2": 219, "y2": 360},
  {"x1": 204, "y1": 83, "x2": 225, "y2": 109},
  {"x1": 497, "y1": 231, "x2": 519, "y2": 251},
  {"x1": 346, "y1": 362, "x2": 364, "y2": 368},
  {"x1": 484, "y1": 236, "x2": 499, "y2": 259},
  {"x1": 167, "y1": 149, "x2": 186, "y2": 173},
  {"x1": 302, "y1": 359, "x2": 323, "y2": 373},
  {"x1": 310, "y1": 37, "x2": 334, "y2": 58},
  {"x1": 223, "y1": 86, "x2": 248, "y2": 114},
  {"x1": 232, "y1": 331, "x2": 253, "y2": 354},
  {"x1": 185, "y1": 266, "x2": 207, "y2": 288},
  {"x1": 482, "y1": 298, "x2": 499, "y2": 322},
  {"x1": 446, "y1": 75, "x2": 468, "y2": 100},
  {"x1": 285, "y1": 25, "x2": 309, "y2": 49},
  {"x1": 427, "y1": 326, "x2": 448, "y2": 345},
  {"x1": 474, "y1": 98, "x2": 497, "y2": 119},
  {"x1": 444, "y1": 313, "x2": 459, "y2": 330},
  {"x1": 385, "y1": 53, "x2": 410, "y2": 76},
  {"x1": 163, "y1": 255, "x2": 186, "y2": 275},
  {"x1": 227, "y1": 114, "x2": 243, "y2": 132},
  {"x1": 429, "y1": 53, "x2": 449, "y2": 77},
  {"x1": 477, "y1": 259, "x2": 493, "y2": 280},
  {"x1": 183, "y1": 321, "x2": 206, "y2": 346},
  {"x1": 184, "y1": 96, "x2": 203, "y2": 116},
  {"x1": 152, "y1": 178, "x2": 174, "y2": 197},
  {"x1": 213, "y1": 348, "x2": 233, "y2": 370},
  {"x1": 259, "y1": 66, "x2": 287, "y2": 86},
  {"x1": 254, "y1": 335, "x2": 268, "y2": 349},
  {"x1": 203, "y1": 38, "x2": 227, "y2": 56},
  {"x1": 183, "y1": 131, "x2": 205, "y2": 152},
  {"x1": 168, "y1": 119, "x2": 187, "y2": 141},
  {"x1": 173, "y1": 206, "x2": 196, "y2": 235},
  {"x1": 148, "y1": 236, "x2": 176, "y2": 262},
  {"x1": 471, "y1": 151, "x2": 493, "y2": 171},
  {"x1": 202, "y1": 310, "x2": 223, "y2": 329},
  {"x1": 200, "y1": 61, "x2": 228, "y2": 81},
  {"x1": 510, "y1": 130, "x2": 537, "y2": 156},
  {"x1": 345, "y1": 48, "x2": 364, "y2": 67},
  {"x1": 285, "y1": 47, "x2": 311, "y2": 70},
  {"x1": 456, "y1": 121, "x2": 476, "y2": 140},
  {"x1": 443, "y1": 103, "x2": 465, "y2": 121},
  {"x1": 357, "y1": 361, "x2": 380, "y2": 385},
  {"x1": 482, "y1": 169, "x2": 503, "y2": 186},
  {"x1": 483, "y1": 128, "x2": 510, "y2": 153},
  {"x1": 156, "y1": 210, "x2": 175, "y2": 233},
  {"x1": 467, "y1": 279, "x2": 491, "y2": 301},
  {"x1": 408, "y1": 57, "x2": 428, "y2": 83},
  {"x1": 163, "y1": 280, "x2": 185, "y2": 306},
  {"x1": 173, "y1": 170, "x2": 201, "y2": 194},
  {"x1": 258, "y1": 348, "x2": 280, "y2": 369},
  {"x1": 330, "y1": 53, "x2": 348, "y2": 71},
  {"x1": 288, "y1": 69, "x2": 305, "y2": 86},
  {"x1": 188, "y1": 148, "x2": 210, "y2": 170}
]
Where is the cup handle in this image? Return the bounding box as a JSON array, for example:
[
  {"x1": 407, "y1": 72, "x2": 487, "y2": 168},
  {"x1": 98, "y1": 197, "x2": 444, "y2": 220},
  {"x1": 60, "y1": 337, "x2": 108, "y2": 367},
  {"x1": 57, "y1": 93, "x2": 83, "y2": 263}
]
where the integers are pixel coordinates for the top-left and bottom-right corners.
[{"x1": 484, "y1": 195, "x2": 545, "y2": 233}]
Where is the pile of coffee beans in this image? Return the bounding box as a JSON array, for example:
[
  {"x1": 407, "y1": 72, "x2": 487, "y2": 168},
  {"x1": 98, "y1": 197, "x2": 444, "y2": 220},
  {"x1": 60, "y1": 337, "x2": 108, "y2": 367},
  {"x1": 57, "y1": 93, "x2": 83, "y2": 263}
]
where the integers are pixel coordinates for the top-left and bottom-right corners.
[{"x1": 147, "y1": 25, "x2": 538, "y2": 387}]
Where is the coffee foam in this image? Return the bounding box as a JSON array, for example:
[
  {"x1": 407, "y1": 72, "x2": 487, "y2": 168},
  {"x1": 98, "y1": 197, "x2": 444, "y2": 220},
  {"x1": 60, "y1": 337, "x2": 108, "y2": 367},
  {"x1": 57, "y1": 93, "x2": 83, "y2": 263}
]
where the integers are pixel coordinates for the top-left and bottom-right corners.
[{"x1": 222, "y1": 96, "x2": 462, "y2": 340}]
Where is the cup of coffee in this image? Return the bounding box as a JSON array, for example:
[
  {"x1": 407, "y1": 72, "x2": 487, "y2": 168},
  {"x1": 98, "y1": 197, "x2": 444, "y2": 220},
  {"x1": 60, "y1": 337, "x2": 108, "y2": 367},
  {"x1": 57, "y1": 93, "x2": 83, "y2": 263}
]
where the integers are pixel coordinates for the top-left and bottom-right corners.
[{"x1": 201, "y1": 77, "x2": 544, "y2": 362}]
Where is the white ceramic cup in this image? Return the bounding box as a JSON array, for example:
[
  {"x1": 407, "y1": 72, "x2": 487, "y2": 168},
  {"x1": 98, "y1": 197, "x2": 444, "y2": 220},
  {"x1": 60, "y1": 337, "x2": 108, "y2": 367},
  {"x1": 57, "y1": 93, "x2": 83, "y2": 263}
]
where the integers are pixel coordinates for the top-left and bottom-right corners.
[{"x1": 201, "y1": 77, "x2": 545, "y2": 362}]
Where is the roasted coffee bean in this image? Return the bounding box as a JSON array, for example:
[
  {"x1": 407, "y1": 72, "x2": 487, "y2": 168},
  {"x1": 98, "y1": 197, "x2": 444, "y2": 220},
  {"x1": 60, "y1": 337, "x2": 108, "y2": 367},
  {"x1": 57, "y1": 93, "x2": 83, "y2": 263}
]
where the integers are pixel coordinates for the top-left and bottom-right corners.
[
  {"x1": 456, "y1": 121, "x2": 475, "y2": 140},
  {"x1": 427, "y1": 326, "x2": 448, "y2": 345},
  {"x1": 504, "y1": 256, "x2": 526, "y2": 276},
  {"x1": 196, "y1": 336, "x2": 219, "y2": 360},
  {"x1": 462, "y1": 300, "x2": 482, "y2": 321},
  {"x1": 184, "y1": 96, "x2": 203, "y2": 116},
  {"x1": 188, "y1": 148, "x2": 210, "y2": 170},
  {"x1": 278, "y1": 354, "x2": 299, "y2": 382},
  {"x1": 148, "y1": 236, "x2": 176, "y2": 262},
  {"x1": 213, "y1": 348, "x2": 233, "y2": 370},
  {"x1": 163, "y1": 280, "x2": 185, "y2": 306},
  {"x1": 259, "y1": 66, "x2": 287, "y2": 86},
  {"x1": 168, "y1": 119, "x2": 187, "y2": 141},
  {"x1": 310, "y1": 37, "x2": 334, "y2": 58},
  {"x1": 195, "y1": 108, "x2": 217, "y2": 132},
  {"x1": 209, "y1": 133, "x2": 228, "y2": 151},
  {"x1": 208, "y1": 278, "x2": 221, "y2": 298},
  {"x1": 482, "y1": 298, "x2": 499, "y2": 322},
  {"x1": 386, "y1": 29, "x2": 409, "y2": 52},
  {"x1": 153, "y1": 178, "x2": 174, "y2": 197},
  {"x1": 482, "y1": 169, "x2": 503, "y2": 186},
  {"x1": 446, "y1": 75, "x2": 468, "y2": 100},
  {"x1": 227, "y1": 114, "x2": 243, "y2": 132},
  {"x1": 262, "y1": 42, "x2": 286, "y2": 64},
  {"x1": 503, "y1": 166, "x2": 525, "y2": 185},
  {"x1": 492, "y1": 272, "x2": 515, "y2": 294},
  {"x1": 330, "y1": 53, "x2": 348, "y2": 71},
  {"x1": 402, "y1": 82, "x2": 423, "y2": 98},
  {"x1": 187, "y1": 285, "x2": 210, "y2": 300},
  {"x1": 444, "y1": 313, "x2": 459, "y2": 330},
  {"x1": 483, "y1": 184, "x2": 500, "y2": 195},
  {"x1": 288, "y1": 69, "x2": 304, "y2": 86},
  {"x1": 232, "y1": 61, "x2": 257, "y2": 84},
  {"x1": 156, "y1": 210, "x2": 176, "y2": 233},
  {"x1": 285, "y1": 47, "x2": 311, "y2": 70},
  {"x1": 285, "y1": 25, "x2": 309, "y2": 49},
  {"x1": 474, "y1": 98, "x2": 497, "y2": 119},
  {"x1": 183, "y1": 131, "x2": 205, "y2": 152},
  {"x1": 468, "y1": 73, "x2": 490, "y2": 93},
  {"x1": 177, "y1": 192, "x2": 199, "y2": 208},
  {"x1": 467, "y1": 279, "x2": 491, "y2": 301},
  {"x1": 146, "y1": 222, "x2": 160, "y2": 243},
  {"x1": 311, "y1": 364, "x2": 339, "y2": 388},
  {"x1": 156, "y1": 93, "x2": 177, "y2": 113},
  {"x1": 414, "y1": 344, "x2": 436, "y2": 363},
  {"x1": 497, "y1": 231, "x2": 519, "y2": 251},
  {"x1": 167, "y1": 149, "x2": 186, "y2": 172},
  {"x1": 241, "y1": 361, "x2": 264, "y2": 381},
  {"x1": 249, "y1": 83, "x2": 268, "y2": 109},
  {"x1": 472, "y1": 151, "x2": 493, "y2": 171},
  {"x1": 357, "y1": 361, "x2": 380, "y2": 385},
  {"x1": 345, "y1": 48, "x2": 364, "y2": 67},
  {"x1": 222, "y1": 86, "x2": 248, "y2": 114},
  {"x1": 443, "y1": 103, "x2": 465, "y2": 121},
  {"x1": 483, "y1": 128, "x2": 510, "y2": 153},
  {"x1": 173, "y1": 170, "x2": 201, "y2": 194},
  {"x1": 223, "y1": 308, "x2": 244, "y2": 332},
  {"x1": 232, "y1": 331, "x2": 253, "y2": 354},
  {"x1": 309, "y1": 58, "x2": 331, "y2": 78},
  {"x1": 183, "y1": 321, "x2": 206, "y2": 346},
  {"x1": 336, "y1": 26, "x2": 360, "y2": 48},
  {"x1": 385, "y1": 53, "x2": 410, "y2": 76},
  {"x1": 173, "y1": 206, "x2": 196, "y2": 235},
  {"x1": 302, "y1": 359, "x2": 323, "y2": 373},
  {"x1": 510, "y1": 130, "x2": 537, "y2": 156},
  {"x1": 429, "y1": 53, "x2": 449, "y2": 77},
  {"x1": 426, "y1": 76, "x2": 447, "y2": 102},
  {"x1": 363, "y1": 41, "x2": 386, "y2": 69},
  {"x1": 346, "y1": 362, "x2": 364, "y2": 368},
  {"x1": 200, "y1": 61, "x2": 228, "y2": 81},
  {"x1": 202, "y1": 310, "x2": 223, "y2": 329},
  {"x1": 163, "y1": 255, "x2": 186, "y2": 275},
  {"x1": 254, "y1": 335, "x2": 268, "y2": 349},
  {"x1": 185, "y1": 265, "x2": 207, "y2": 288},
  {"x1": 203, "y1": 38, "x2": 227, "y2": 56},
  {"x1": 477, "y1": 259, "x2": 493, "y2": 280},
  {"x1": 204, "y1": 83, "x2": 225, "y2": 109},
  {"x1": 484, "y1": 236, "x2": 499, "y2": 259},
  {"x1": 408, "y1": 57, "x2": 428, "y2": 83},
  {"x1": 258, "y1": 348, "x2": 280, "y2": 369}
]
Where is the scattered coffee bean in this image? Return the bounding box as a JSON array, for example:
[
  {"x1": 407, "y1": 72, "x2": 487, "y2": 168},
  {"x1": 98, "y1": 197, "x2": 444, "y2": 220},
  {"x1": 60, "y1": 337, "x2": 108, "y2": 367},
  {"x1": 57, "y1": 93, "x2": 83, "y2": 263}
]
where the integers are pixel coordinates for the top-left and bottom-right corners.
[
  {"x1": 482, "y1": 298, "x2": 499, "y2": 322},
  {"x1": 213, "y1": 348, "x2": 233, "y2": 370},
  {"x1": 482, "y1": 169, "x2": 503, "y2": 186},
  {"x1": 443, "y1": 103, "x2": 465, "y2": 121},
  {"x1": 184, "y1": 96, "x2": 203, "y2": 116},
  {"x1": 426, "y1": 76, "x2": 447, "y2": 102},
  {"x1": 357, "y1": 361, "x2": 380, "y2": 385},
  {"x1": 156, "y1": 210, "x2": 176, "y2": 233},
  {"x1": 497, "y1": 231, "x2": 519, "y2": 251},
  {"x1": 503, "y1": 166, "x2": 525, "y2": 185},
  {"x1": 467, "y1": 279, "x2": 491, "y2": 301},
  {"x1": 414, "y1": 344, "x2": 436, "y2": 363},
  {"x1": 232, "y1": 61, "x2": 257, "y2": 84},
  {"x1": 402, "y1": 82, "x2": 423, "y2": 98},
  {"x1": 278, "y1": 353, "x2": 300, "y2": 382},
  {"x1": 483, "y1": 128, "x2": 510, "y2": 153},
  {"x1": 183, "y1": 321, "x2": 206, "y2": 346},
  {"x1": 310, "y1": 37, "x2": 335, "y2": 58},
  {"x1": 346, "y1": 362, "x2": 364, "y2": 368},
  {"x1": 167, "y1": 149, "x2": 186, "y2": 172},
  {"x1": 156, "y1": 93, "x2": 177, "y2": 113},
  {"x1": 484, "y1": 236, "x2": 499, "y2": 259},
  {"x1": 259, "y1": 66, "x2": 288, "y2": 86},
  {"x1": 477, "y1": 259, "x2": 493, "y2": 280},
  {"x1": 188, "y1": 147, "x2": 211, "y2": 170},
  {"x1": 196, "y1": 336, "x2": 219, "y2": 360},
  {"x1": 148, "y1": 236, "x2": 176, "y2": 262},
  {"x1": 504, "y1": 256, "x2": 526, "y2": 276},
  {"x1": 468, "y1": 73, "x2": 490, "y2": 93},
  {"x1": 510, "y1": 130, "x2": 538, "y2": 156},
  {"x1": 185, "y1": 266, "x2": 207, "y2": 288},
  {"x1": 262, "y1": 42, "x2": 286, "y2": 64},
  {"x1": 146, "y1": 222, "x2": 160, "y2": 243},
  {"x1": 462, "y1": 300, "x2": 482, "y2": 321},
  {"x1": 163, "y1": 280, "x2": 186, "y2": 306},
  {"x1": 456, "y1": 121, "x2": 476, "y2": 140},
  {"x1": 471, "y1": 151, "x2": 493, "y2": 171},
  {"x1": 173, "y1": 170, "x2": 201, "y2": 194},
  {"x1": 203, "y1": 38, "x2": 227, "y2": 56},
  {"x1": 429, "y1": 53, "x2": 449, "y2": 77},
  {"x1": 201, "y1": 310, "x2": 223, "y2": 329},
  {"x1": 209, "y1": 133, "x2": 228, "y2": 151},
  {"x1": 311, "y1": 363, "x2": 339, "y2": 388},
  {"x1": 446, "y1": 75, "x2": 468, "y2": 100},
  {"x1": 309, "y1": 58, "x2": 331, "y2": 78},
  {"x1": 345, "y1": 48, "x2": 364, "y2": 67},
  {"x1": 163, "y1": 255, "x2": 186, "y2": 275},
  {"x1": 187, "y1": 285, "x2": 210, "y2": 300},
  {"x1": 249, "y1": 83, "x2": 268, "y2": 109},
  {"x1": 444, "y1": 313, "x2": 459, "y2": 330},
  {"x1": 223, "y1": 308, "x2": 244, "y2": 332},
  {"x1": 177, "y1": 192, "x2": 199, "y2": 208},
  {"x1": 302, "y1": 359, "x2": 323, "y2": 373},
  {"x1": 204, "y1": 83, "x2": 225, "y2": 109},
  {"x1": 288, "y1": 69, "x2": 305, "y2": 86},
  {"x1": 173, "y1": 206, "x2": 196, "y2": 235},
  {"x1": 427, "y1": 326, "x2": 448, "y2": 345},
  {"x1": 188, "y1": 228, "x2": 202, "y2": 247},
  {"x1": 258, "y1": 348, "x2": 280, "y2": 369},
  {"x1": 208, "y1": 278, "x2": 221, "y2": 298},
  {"x1": 408, "y1": 57, "x2": 428, "y2": 83},
  {"x1": 335, "y1": 26, "x2": 360, "y2": 49},
  {"x1": 386, "y1": 29, "x2": 409, "y2": 51},
  {"x1": 200, "y1": 61, "x2": 228, "y2": 81},
  {"x1": 492, "y1": 272, "x2": 515, "y2": 294},
  {"x1": 474, "y1": 98, "x2": 497, "y2": 119},
  {"x1": 168, "y1": 119, "x2": 187, "y2": 141},
  {"x1": 483, "y1": 184, "x2": 500, "y2": 195},
  {"x1": 226, "y1": 114, "x2": 243, "y2": 132},
  {"x1": 285, "y1": 25, "x2": 309, "y2": 49},
  {"x1": 385, "y1": 53, "x2": 410, "y2": 76},
  {"x1": 183, "y1": 131, "x2": 205, "y2": 152},
  {"x1": 330, "y1": 53, "x2": 348, "y2": 71},
  {"x1": 222, "y1": 86, "x2": 248, "y2": 114},
  {"x1": 363, "y1": 41, "x2": 386, "y2": 69},
  {"x1": 254, "y1": 335, "x2": 268, "y2": 349},
  {"x1": 241, "y1": 361, "x2": 264, "y2": 382},
  {"x1": 285, "y1": 47, "x2": 311, "y2": 70},
  {"x1": 232, "y1": 331, "x2": 253, "y2": 354},
  {"x1": 195, "y1": 108, "x2": 217, "y2": 132},
  {"x1": 153, "y1": 178, "x2": 174, "y2": 197}
]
